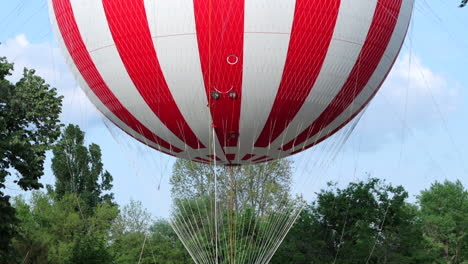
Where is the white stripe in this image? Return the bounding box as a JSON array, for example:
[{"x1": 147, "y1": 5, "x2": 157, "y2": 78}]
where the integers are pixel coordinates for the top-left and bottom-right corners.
[
  {"x1": 237, "y1": 0, "x2": 296, "y2": 163},
  {"x1": 294, "y1": 0, "x2": 414, "y2": 152},
  {"x1": 68, "y1": 0, "x2": 190, "y2": 153},
  {"x1": 48, "y1": 0, "x2": 175, "y2": 154},
  {"x1": 268, "y1": 0, "x2": 378, "y2": 150},
  {"x1": 144, "y1": 0, "x2": 227, "y2": 161}
]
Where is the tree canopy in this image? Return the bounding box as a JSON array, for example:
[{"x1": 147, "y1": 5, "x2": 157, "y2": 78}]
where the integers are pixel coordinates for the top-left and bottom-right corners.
[
  {"x1": 0, "y1": 56, "x2": 63, "y2": 260},
  {"x1": 272, "y1": 178, "x2": 429, "y2": 264},
  {"x1": 418, "y1": 180, "x2": 468, "y2": 263},
  {"x1": 52, "y1": 124, "x2": 114, "y2": 211},
  {"x1": 171, "y1": 159, "x2": 294, "y2": 215}
]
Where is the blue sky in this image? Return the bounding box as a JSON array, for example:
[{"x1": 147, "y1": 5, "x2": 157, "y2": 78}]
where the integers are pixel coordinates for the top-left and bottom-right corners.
[{"x1": 1, "y1": 0, "x2": 467, "y2": 218}]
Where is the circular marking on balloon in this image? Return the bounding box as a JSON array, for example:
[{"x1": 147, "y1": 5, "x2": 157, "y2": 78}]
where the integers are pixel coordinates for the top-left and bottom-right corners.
[{"x1": 226, "y1": 54, "x2": 238, "y2": 65}]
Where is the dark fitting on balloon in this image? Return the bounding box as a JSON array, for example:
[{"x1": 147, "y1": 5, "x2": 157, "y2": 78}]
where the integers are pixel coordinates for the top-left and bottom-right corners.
[
  {"x1": 211, "y1": 91, "x2": 220, "y2": 100},
  {"x1": 229, "y1": 132, "x2": 239, "y2": 139},
  {"x1": 228, "y1": 91, "x2": 238, "y2": 100}
]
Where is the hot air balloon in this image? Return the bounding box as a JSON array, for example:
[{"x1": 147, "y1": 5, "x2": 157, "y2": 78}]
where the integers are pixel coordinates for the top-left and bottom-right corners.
[{"x1": 49, "y1": 0, "x2": 414, "y2": 263}]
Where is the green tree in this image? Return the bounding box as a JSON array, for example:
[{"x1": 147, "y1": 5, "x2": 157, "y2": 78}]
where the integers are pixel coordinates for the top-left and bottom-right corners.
[
  {"x1": 461, "y1": 0, "x2": 467, "y2": 7},
  {"x1": 109, "y1": 200, "x2": 191, "y2": 264},
  {"x1": 11, "y1": 191, "x2": 118, "y2": 264},
  {"x1": 52, "y1": 124, "x2": 114, "y2": 212},
  {"x1": 149, "y1": 219, "x2": 192, "y2": 263},
  {"x1": 171, "y1": 159, "x2": 293, "y2": 215},
  {"x1": 110, "y1": 200, "x2": 152, "y2": 263},
  {"x1": 170, "y1": 159, "x2": 299, "y2": 263},
  {"x1": 111, "y1": 200, "x2": 152, "y2": 236},
  {"x1": 0, "y1": 56, "x2": 63, "y2": 259},
  {"x1": 273, "y1": 178, "x2": 428, "y2": 264},
  {"x1": 67, "y1": 234, "x2": 113, "y2": 264},
  {"x1": 418, "y1": 180, "x2": 468, "y2": 264}
]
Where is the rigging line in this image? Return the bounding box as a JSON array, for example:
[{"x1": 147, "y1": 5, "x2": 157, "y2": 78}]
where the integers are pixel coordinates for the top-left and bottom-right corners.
[
  {"x1": 256, "y1": 201, "x2": 300, "y2": 263},
  {"x1": 171, "y1": 198, "x2": 208, "y2": 263},
  {"x1": 296, "y1": 113, "x2": 360, "y2": 196},
  {"x1": 198, "y1": 194, "x2": 218, "y2": 263},
  {"x1": 252, "y1": 178, "x2": 295, "y2": 262},
  {"x1": 294, "y1": 112, "x2": 348, "y2": 189},
  {"x1": 137, "y1": 234, "x2": 148, "y2": 264},
  {"x1": 0, "y1": 0, "x2": 31, "y2": 28},
  {"x1": 205, "y1": 165, "x2": 218, "y2": 264},
  {"x1": 2, "y1": 1, "x2": 47, "y2": 43},
  {"x1": 170, "y1": 221, "x2": 201, "y2": 264},
  {"x1": 172, "y1": 201, "x2": 212, "y2": 264},
  {"x1": 183, "y1": 193, "x2": 217, "y2": 264},
  {"x1": 250, "y1": 170, "x2": 299, "y2": 263},
  {"x1": 146, "y1": 236, "x2": 158, "y2": 264},
  {"x1": 239, "y1": 166, "x2": 268, "y2": 263},
  {"x1": 256, "y1": 158, "x2": 310, "y2": 263},
  {"x1": 171, "y1": 211, "x2": 209, "y2": 264},
  {"x1": 434, "y1": 0, "x2": 468, "y2": 27},
  {"x1": 365, "y1": 198, "x2": 392, "y2": 264},
  {"x1": 397, "y1": 16, "x2": 412, "y2": 172},
  {"x1": 332, "y1": 201, "x2": 351, "y2": 264},
  {"x1": 231, "y1": 169, "x2": 240, "y2": 263},
  {"x1": 419, "y1": 0, "x2": 442, "y2": 23},
  {"x1": 253, "y1": 169, "x2": 300, "y2": 262},
  {"x1": 21, "y1": 250, "x2": 30, "y2": 264},
  {"x1": 191, "y1": 194, "x2": 213, "y2": 264},
  {"x1": 212, "y1": 125, "x2": 219, "y2": 264},
  {"x1": 416, "y1": 63, "x2": 468, "y2": 177},
  {"x1": 248, "y1": 169, "x2": 277, "y2": 263},
  {"x1": 261, "y1": 205, "x2": 303, "y2": 264},
  {"x1": 236, "y1": 182, "x2": 256, "y2": 264},
  {"x1": 288, "y1": 118, "x2": 361, "y2": 255},
  {"x1": 379, "y1": 93, "x2": 448, "y2": 179},
  {"x1": 229, "y1": 165, "x2": 234, "y2": 264},
  {"x1": 263, "y1": 206, "x2": 303, "y2": 264}
]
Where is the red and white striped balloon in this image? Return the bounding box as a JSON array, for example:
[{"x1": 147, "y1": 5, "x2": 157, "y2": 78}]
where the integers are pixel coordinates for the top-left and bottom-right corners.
[{"x1": 49, "y1": 0, "x2": 414, "y2": 165}]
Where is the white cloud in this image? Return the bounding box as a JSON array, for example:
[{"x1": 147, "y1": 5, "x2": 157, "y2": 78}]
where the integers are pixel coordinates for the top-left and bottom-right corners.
[
  {"x1": 15, "y1": 34, "x2": 29, "y2": 48},
  {"x1": 352, "y1": 52, "x2": 461, "y2": 151},
  {"x1": 0, "y1": 34, "x2": 101, "y2": 128}
]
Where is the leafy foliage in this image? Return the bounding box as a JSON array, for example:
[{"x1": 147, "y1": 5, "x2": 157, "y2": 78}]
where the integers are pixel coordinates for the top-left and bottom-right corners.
[
  {"x1": 461, "y1": 0, "x2": 467, "y2": 7},
  {"x1": 171, "y1": 196, "x2": 298, "y2": 264},
  {"x1": 109, "y1": 200, "x2": 191, "y2": 264},
  {"x1": 272, "y1": 178, "x2": 429, "y2": 264},
  {"x1": 52, "y1": 124, "x2": 114, "y2": 212},
  {"x1": 0, "y1": 56, "x2": 63, "y2": 260},
  {"x1": 11, "y1": 192, "x2": 118, "y2": 264},
  {"x1": 418, "y1": 180, "x2": 468, "y2": 263},
  {"x1": 171, "y1": 159, "x2": 293, "y2": 215},
  {"x1": 170, "y1": 159, "x2": 300, "y2": 263}
]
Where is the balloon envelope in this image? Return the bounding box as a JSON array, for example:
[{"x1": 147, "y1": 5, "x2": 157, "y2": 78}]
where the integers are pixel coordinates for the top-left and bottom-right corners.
[{"x1": 49, "y1": 0, "x2": 414, "y2": 165}]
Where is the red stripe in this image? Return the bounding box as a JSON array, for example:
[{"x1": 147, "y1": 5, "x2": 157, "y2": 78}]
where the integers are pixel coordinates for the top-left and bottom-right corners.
[
  {"x1": 290, "y1": 4, "x2": 411, "y2": 156},
  {"x1": 52, "y1": 0, "x2": 181, "y2": 153},
  {"x1": 254, "y1": 0, "x2": 341, "y2": 148},
  {"x1": 111, "y1": 119, "x2": 179, "y2": 155},
  {"x1": 241, "y1": 154, "x2": 256, "y2": 161},
  {"x1": 282, "y1": 0, "x2": 403, "y2": 151},
  {"x1": 225, "y1": 154, "x2": 236, "y2": 161},
  {"x1": 193, "y1": 0, "x2": 244, "y2": 148},
  {"x1": 102, "y1": 0, "x2": 205, "y2": 149}
]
